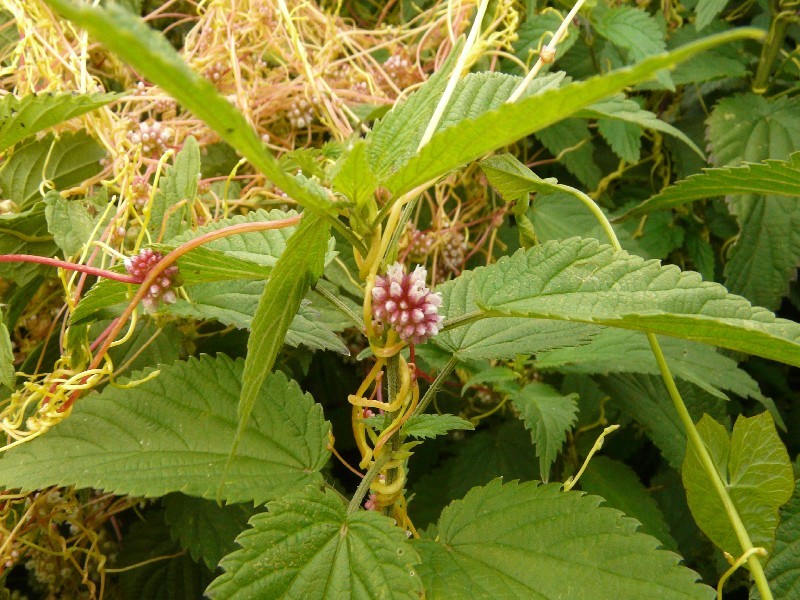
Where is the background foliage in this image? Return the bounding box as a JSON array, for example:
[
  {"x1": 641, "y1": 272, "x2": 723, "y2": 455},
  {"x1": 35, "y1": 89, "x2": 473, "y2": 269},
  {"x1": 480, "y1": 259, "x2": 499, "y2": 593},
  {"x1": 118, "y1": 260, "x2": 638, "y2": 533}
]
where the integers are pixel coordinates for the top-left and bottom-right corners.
[{"x1": 0, "y1": 0, "x2": 798, "y2": 598}]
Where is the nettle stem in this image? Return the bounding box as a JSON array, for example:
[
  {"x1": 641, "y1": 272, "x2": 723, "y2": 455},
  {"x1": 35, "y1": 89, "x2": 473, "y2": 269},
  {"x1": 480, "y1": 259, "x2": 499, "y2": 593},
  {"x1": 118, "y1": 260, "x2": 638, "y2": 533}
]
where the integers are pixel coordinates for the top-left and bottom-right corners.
[
  {"x1": 382, "y1": 353, "x2": 404, "y2": 514},
  {"x1": 564, "y1": 182, "x2": 773, "y2": 598},
  {"x1": 752, "y1": 0, "x2": 794, "y2": 93}
]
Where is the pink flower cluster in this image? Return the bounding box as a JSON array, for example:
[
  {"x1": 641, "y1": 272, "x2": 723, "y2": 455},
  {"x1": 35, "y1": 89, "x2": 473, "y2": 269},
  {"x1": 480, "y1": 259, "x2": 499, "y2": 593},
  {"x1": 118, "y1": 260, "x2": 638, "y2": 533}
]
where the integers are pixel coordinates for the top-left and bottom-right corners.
[
  {"x1": 371, "y1": 263, "x2": 442, "y2": 344},
  {"x1": 124, "y1": 248, "x2": 179, "y2": 311}
]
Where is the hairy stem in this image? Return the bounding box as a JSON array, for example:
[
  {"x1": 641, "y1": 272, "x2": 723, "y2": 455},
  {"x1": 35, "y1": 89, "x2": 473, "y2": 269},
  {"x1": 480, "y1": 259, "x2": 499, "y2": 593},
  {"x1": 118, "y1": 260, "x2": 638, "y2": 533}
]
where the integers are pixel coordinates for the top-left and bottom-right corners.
[
  {"x1": 347, "y1": 451, "x2": 391, "y2": 515},
  {"x1": 382, "y1": 353, "x2": 404, "y2": 507}
]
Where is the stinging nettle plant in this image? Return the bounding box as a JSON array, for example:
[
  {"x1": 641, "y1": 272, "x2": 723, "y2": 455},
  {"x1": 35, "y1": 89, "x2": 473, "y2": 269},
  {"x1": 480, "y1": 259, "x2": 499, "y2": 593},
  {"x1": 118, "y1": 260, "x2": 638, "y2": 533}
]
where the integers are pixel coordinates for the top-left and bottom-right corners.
[{"x1": 0, "y1": 0, "x2": 798, "y2": 598}]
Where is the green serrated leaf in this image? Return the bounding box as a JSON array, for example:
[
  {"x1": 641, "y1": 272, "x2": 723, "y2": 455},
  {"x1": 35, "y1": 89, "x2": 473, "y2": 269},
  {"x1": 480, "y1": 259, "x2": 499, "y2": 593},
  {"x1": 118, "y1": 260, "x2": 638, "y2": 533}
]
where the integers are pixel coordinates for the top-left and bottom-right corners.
[
  {"x1": 695, "y1": 0, "x2": 729, "y2": 31},
  {"x1": 513, "y1": 12, "x2": 578, "y2": 68},
  {"x1": 0, "y1": 318, "x2": 14, "y2": 389},
  {"x1": 235, "y1": 214, "x2": 330, "y2": 469},
  {"x1": 163, "y1": 493, "x2": 258, "y2": 570},
  {"x1": 0, "y1": 355, "x2": 331, "y2": 503},
  {"x1": 580, "y1": 456, "x2": 677, "y2": 551},
  {"x1": 619, "y1": 152, "x2": 800, "y2": 220},
  {"x1": 414, "y1": 479, "x2": 713, "y2": 599},
  {"x1": 0, "y1": 203, "x2": 58, "y2": 286},
  {"x1": 755, "y1": 480, "x2": 800, "y2": 599},
  {"x1": 472, "y1": 237, "x2": 800, "y2": 368},
  {"x1": 668, "y1": 21, "x2": 748, "y2": 85},
  {"x1": 602, "y1": 373, "x2": 728, "y2": 469},
  {"x1": 365, "y1": 43, "x2": 460, "y2": 181},
  {"x1": 149, "y1": 136, "x2": 199, "y2": 241},
  {"x1": 331, "y1": 139, "x2": 377, "y2": 207},
  {"x1": 382, "y1": 29, "x2": 763, "y2": 196},
  {"x1": 461, "y1": 365, "x2": 518, "y2": 394},
  {"x1": 206, "y1": 486, "x2": 422, "y2": 599},
  {"x1": 70, "y1": 209, "x2": 303, "y2": 326},
  {"x1": 577, "y1": 94, "x2": 702, "y2": 158},
  {"x1": 536, "y1": 328, "x2": 765, "y2": 403},
  {"x1": 0, "y1": 131, "x2": 105, "y2": 209},
  {"x1": 435, "y1": 266, "x2": 600, "y2": 361},
  {"x1": 682, "y1": 413, "x2": 794, "y2": 556},
  {"x1": 510, "y1": 382, "x2": 577, "y2": 481},
  {"x1": 401, "y1": 413, "x2": 474, "y2": 440},
  {"x1": 164, "y1": 208, "x2": 299, "y2": 267},
  {"x1": 708, "y1": 93, "x2": 800, "y2": 310},
  {"x1": 535, "y1": 118, "x2": 600, "y2": 188},
  {"x1": 42, "y1": 0, "x2": 337, "y2": 219},
  {"x1": 592, "y1": 5, "x2": 670, "y2": 88},
  {"x1": 0, "y1": 91, "x2": 119, "y2": 153},
  {"x1": 597, "y1": 117, "x2": 642, "y2": 163},
  {"x1": 118, "y1": 510, "x2": 213, "y2": 600},
  {"x1": 43, "y1": 190, "x2": 95, "y2": 255}
]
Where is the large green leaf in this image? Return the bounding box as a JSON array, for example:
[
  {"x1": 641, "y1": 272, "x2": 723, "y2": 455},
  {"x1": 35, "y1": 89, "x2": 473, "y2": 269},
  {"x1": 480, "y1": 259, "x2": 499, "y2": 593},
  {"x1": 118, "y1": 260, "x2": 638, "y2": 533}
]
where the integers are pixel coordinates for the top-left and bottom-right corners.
[
  {"x1": 435, "y1": 267, "x2": 600, "y2": 361},
  {"x1": 365, "y1": 45, "x2": 459, "y2": 181},
  {"x1": 236, "y1": 214, "x2": 330, "y2": 458},
  {"x1": 619, "y1": 152, "x2": 800, "y2": 220},
  {"x1": 510, "y1": 382, "x2": 578, "y2": 482},
  {"x1": 471, "y1": 237, "x2": 800, "y2": 368},
  {"x1": 536, "y1": 328, "x2": 765, "y2": 403},
  {"x1": 163, "y1": 493, "x2": 258, "y2": 570},
  {"x1": 0, "y1": 355, "x2": 331, "y2": 504},
  {"x1": 42, "y1": 0, "x2": 337, "y2": 218},
  {"x1": 755, "y1": 480, "x2": 800, "y2": 599},
  {"x1": 0, "y1": 131, "x2": 105, "y2": 209},
  {"x1": 0, "y1": 91, "x2": 119, "y2": 153},
  {"x1": 382, "y1": 29, "x2": 761, "y2": 196},
  {"x1": 206, "y1": 486, "x2": 422, "y2": 599},
  {"x1": 682, "y1": 413, "x2": 794, "y2": 556},
  {"x1": 414, "y1": 479, "x2": 713, "y2": 599},
  {"x1": 708, "y1": 93, "x2": 800, "y2": 310},
  {"x1": 580, "y1": 456, "x2": 677, "y2": 551}
]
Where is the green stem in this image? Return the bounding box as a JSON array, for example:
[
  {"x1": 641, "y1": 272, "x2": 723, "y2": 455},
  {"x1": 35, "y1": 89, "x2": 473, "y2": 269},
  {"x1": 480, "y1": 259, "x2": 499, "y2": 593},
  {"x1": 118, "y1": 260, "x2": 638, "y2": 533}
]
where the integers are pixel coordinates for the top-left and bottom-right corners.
[
  {"x1": 647, "y1": 335, "x2": 772, "y2": 599},
  {"x1": 414, "y1": 355, "x2": 458, "y2": 416},
  {"x1": 347, "y1": 452, "x2": 391, "y2": 515},
  {"x1": 383, "y1": 354, "x2": 404, "y2": 507},
  {"x1": 752, "y1": 3, "x2": 792, "y2": 94},
  {"x1": 312, "y1": 285, "x2": 364, "y2": 332},
  {"x1": 441, "y1": 310, "x2": 485, "y2": 332},
  {"x1": 563, "y1": 180, "x2": 773, "y2": 598}
]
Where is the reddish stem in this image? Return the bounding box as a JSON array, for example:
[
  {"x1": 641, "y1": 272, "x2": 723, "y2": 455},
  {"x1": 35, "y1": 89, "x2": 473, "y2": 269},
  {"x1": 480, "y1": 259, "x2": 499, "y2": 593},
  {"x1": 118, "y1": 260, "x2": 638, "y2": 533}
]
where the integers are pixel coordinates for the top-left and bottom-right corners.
[
  {"x1": 0, "y1": 254, "x2": 141, "y2": 284},
  {"x1": 59, "y1": 213, "x2": 304, "y2": 412}
]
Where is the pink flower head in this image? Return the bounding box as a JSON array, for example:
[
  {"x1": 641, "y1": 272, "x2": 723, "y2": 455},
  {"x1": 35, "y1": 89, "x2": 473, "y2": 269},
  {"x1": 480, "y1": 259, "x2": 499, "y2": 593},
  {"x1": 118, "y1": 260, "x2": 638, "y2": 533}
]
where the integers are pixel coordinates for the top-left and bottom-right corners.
[
  {"x1": 372, "y1": 263, "x2": 442, "y2": 344},
  {"x1": 124, "y1": 248, "x2": 179, "y2": 311}
]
